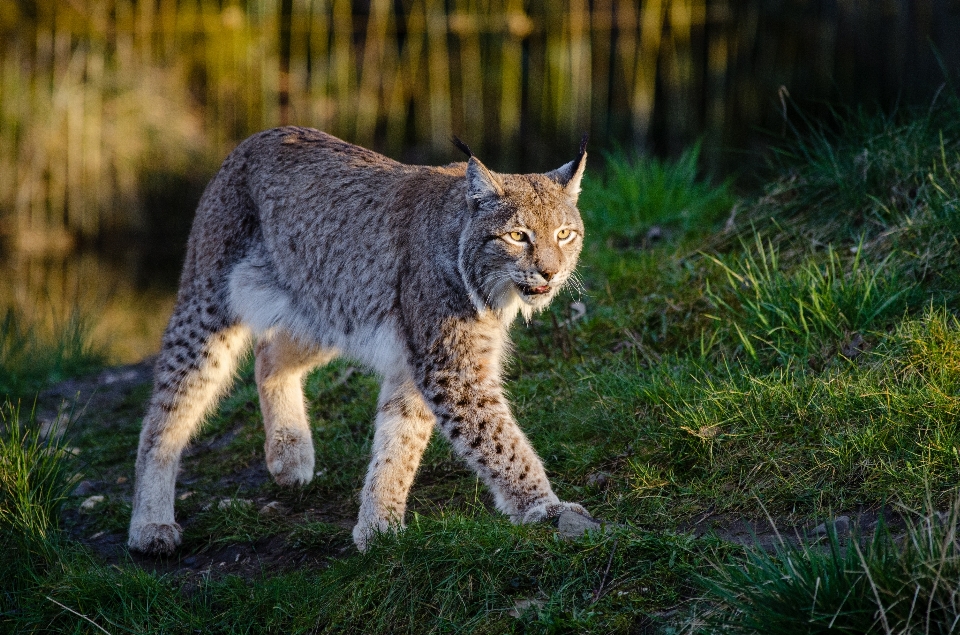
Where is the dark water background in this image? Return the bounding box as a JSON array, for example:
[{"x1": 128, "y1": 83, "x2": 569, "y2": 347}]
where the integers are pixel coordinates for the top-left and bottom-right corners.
[{"x1": 2, "y1": 0, "x2": 958, "y2": 361}]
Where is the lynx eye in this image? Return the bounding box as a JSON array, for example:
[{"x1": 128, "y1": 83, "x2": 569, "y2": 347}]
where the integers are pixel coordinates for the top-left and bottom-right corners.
[
  {"x1": 557, "y1": 228, "x2": 571, "y2": 240},
  {"x1": 506, "y1": 230, "x2": 528, "y2": 243}
]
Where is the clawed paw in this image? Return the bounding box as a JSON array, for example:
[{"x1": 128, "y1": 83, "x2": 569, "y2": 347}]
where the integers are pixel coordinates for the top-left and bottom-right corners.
[
  {"x1": 520, "y1": 501, "x2": 592, "y2": 524},
  {"x1": 128, "y1": 522, "x2": 183, "y2": 555},
  {"x1": 266, "y1": 432, "x2": 315, "y2": 486}
]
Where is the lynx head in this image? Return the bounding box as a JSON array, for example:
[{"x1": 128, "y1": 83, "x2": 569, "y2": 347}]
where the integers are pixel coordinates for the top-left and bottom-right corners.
[{"x1": 456, "y1": 138, "x2": 587, "y2": 322}]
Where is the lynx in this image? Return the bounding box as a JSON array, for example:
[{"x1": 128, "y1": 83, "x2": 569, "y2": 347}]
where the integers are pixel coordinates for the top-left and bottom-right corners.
[{"x1": 128, "y1": 127, "x2": 592, "y2": 554}]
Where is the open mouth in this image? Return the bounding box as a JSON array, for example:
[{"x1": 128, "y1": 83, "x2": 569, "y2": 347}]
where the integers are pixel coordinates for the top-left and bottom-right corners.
[{"x1": 518, "y1": 283, "x2": 551, "y2": 296}]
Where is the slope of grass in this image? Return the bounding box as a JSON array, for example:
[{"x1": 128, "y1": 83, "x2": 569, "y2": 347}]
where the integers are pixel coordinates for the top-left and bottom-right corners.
[{"x1": 5, "y1": 96, "x2": 960, "y2": 633}]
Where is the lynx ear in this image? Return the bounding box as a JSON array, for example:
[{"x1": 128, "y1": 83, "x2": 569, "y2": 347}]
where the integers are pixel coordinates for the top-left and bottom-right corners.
[
  {"x1": 546, "y1": 134, "x2": 588, "y2": 204},
  {"x1": 466, "y1": 156, "x2": 504, "y2": 203}
]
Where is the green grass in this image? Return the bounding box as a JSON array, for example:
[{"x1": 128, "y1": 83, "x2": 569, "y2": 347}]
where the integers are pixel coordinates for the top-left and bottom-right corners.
[
  {"x1": 12, "y1": 521, "x2": 709, "y2": 635},
  {"x1": 706, "y1": 236, "x2": 917, "y2": 365},
  {"x1": 0, "y1": 307, "x2": 106, "y2": 402},
  {"x1": 0, "y1": 403, "x2": 78, "y2": 599},
  {"x1": 700, "y1": 500, "x2": 960, "y2": 634},
  {"x1": 5, "y1": 97, "x2": 960, "y2": 632},
  {"x1": 579, "y1": 143, "x2": 735, "y2": 243}
]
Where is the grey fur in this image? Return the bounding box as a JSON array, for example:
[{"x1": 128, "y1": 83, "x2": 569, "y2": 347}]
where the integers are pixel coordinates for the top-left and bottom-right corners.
[{"x1": 128, "y1": 127, "x2": 590, "y2": 554}]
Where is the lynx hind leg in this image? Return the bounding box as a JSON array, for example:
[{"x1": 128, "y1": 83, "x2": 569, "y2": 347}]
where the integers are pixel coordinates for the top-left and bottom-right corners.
[
  {"x1": 353, "y1": 376, "x2": 436, "y2": 551},
  {"x1": 129, "y1": 312, "x2": 250, "y2": 555},
  {"x1": 254, "y1": 331, "x2": 334, "y2": 486}
]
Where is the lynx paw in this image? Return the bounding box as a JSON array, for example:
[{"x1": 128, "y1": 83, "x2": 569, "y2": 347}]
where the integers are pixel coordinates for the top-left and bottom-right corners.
[
  {"x1": 353, "y1": 503, "x2": 405, "y2": 552},
  {"x1": 520, "y1": 501, "x2": 591, "y2": 524},
  {"x1": 266, "y1": 430, "x2": 315, "y2": 486},
  {"x1": 128, "y1": 522, "x2": 183, "y2": 555},
  {"x1": 352, "y1": 517, "x2": 397, "y2": 552}
]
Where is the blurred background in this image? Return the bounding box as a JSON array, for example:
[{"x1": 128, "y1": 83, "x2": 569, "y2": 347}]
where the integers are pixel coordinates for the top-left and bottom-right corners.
[{"x1": 1, "y1": 0, "x2": 959, "y2": 363}]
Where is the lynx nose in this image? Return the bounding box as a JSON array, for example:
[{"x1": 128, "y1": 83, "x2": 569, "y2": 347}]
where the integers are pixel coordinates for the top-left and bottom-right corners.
[{"x1": 539, "y1": 268, "x2": 557, "y2": 282}]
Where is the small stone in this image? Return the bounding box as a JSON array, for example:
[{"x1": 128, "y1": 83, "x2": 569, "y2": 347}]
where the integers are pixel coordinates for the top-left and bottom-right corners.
[
  {"x1": 646, "y1": 226, "x2": 663, "y2": 241},
  {"x1": 178, "y1": 491, "x2": 194, "y2": 501},
  {"x1": 80, "y1": 495, "x2": 105, "y2": 512},
  {"x1": 586, "y1": 472, "x2": 610, "y2": 488},
  {"x1": 259, "y1": 501, "x2": 289, "y2": 516},
  {"x1": 72, "y1": 480, "x2": 97, "y2": 497},
  {"x1": 833, "y1": 515, "x2": 851, "y2": 535},
  {"x1": 116, "y1": 476, "x2": 128, "y2": 485},
  {"x1": 208, "y1": 498, "x2": 252, "y2": 511},
  {"x1": 508, "y1": 597, "x2": 545, "y2": 618},
  {"x1": 813, "y1": 515, "x2": 850, "y2": 537},
  {"x1": 557, "y1": 510, "x2": 605, "y2": 539}
]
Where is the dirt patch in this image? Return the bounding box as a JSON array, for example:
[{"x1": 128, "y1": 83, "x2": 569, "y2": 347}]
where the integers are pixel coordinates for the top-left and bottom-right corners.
[
  {"x1": 36, "y1": 357, "x2": 156, "y2": 438},
  {"x1": 42, "y1": 360, "x2": 358, "y2": 582}
]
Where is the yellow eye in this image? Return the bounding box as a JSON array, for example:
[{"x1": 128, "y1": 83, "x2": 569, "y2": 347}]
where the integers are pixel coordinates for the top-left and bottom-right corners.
[
  {"x1": 508, "y1": 231, "x2": 527, "y2": 242},
  {"x1": 557, "y1": 228, "x2": 572, "y2": 240}
]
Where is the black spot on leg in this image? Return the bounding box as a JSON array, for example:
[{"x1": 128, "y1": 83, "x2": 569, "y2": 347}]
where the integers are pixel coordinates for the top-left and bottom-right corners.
[
  {"x1": 470, "y1": 436, "x2": 482, "y2": 449},
  {"x1": 495, "y1": 443, "x2": 503, "y2": 454},
  {"x1": 449, "y1": 426, "x2": 461, "y2": 440}
]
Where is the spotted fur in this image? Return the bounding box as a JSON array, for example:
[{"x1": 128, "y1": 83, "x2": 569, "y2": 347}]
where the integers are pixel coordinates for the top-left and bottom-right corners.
[{"x1": 128, "y1": 127, "x2": 589, "y2": 554}]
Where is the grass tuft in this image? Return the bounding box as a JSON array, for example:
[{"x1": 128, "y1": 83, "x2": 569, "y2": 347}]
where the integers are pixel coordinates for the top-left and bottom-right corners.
[
  {"x1": 707, "y1": 235, "x2": 917, "y2": 365},
  {"x1": 0, "y1": 402, "x2": 78, "y2": 597},
  {"x1": 0, "y1": 307, "x2": 106, "y2": 401},
  {"x1": 699, "y1": 499, "x2": 960, "y2": 634},
  {"x1": 579, "y1": 144, "x2": 735, "y2": 243}
]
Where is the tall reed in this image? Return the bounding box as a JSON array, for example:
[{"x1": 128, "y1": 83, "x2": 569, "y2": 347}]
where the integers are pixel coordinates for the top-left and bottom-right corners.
[{"x1": 0, "y1": 1, "x2": 954, "y2": 247}]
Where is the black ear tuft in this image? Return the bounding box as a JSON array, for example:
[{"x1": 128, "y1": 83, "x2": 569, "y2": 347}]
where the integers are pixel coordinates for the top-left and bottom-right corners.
[
  {"x1": 451, "y1": 136, "x2": 474, "y2": 159},
  {"x1": 578, "y1": 132, "x2": 589, "y2": 160}
]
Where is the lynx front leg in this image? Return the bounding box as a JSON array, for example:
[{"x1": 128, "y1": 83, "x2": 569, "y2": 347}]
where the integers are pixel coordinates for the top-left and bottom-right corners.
[
  {"x1": 129, "y1": 317, "x2": 251, "y2": 555},
  {"x1": 255, "y1": 331, "x2": 335, "y2": 486},
  {"x1": 353, "y1": 375, "x2": 435, "y2": 551},
  {"x1": 419, "y1": 324, "x2": 588, "y2": 525}
]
